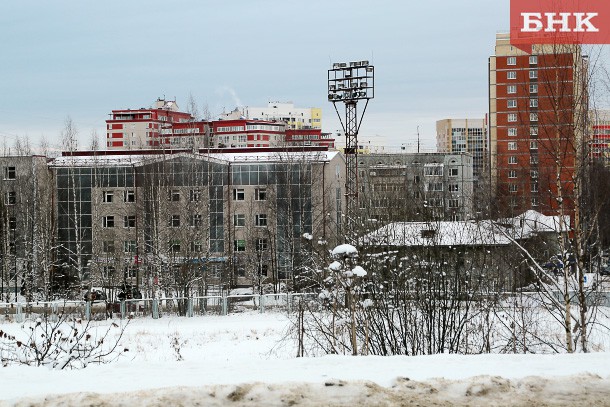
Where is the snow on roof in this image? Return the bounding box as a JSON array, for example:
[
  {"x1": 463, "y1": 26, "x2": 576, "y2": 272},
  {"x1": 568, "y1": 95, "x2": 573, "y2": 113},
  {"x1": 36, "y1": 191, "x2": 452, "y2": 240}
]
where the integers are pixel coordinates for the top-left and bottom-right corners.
[
  {"x1": 49, "y1": 151, "x2": 340, "y2": 168},
  {"x1": 499, "y1": 210, "x2": 571, "y2": 238},
  {"x1": 362, "y1": 220, "x2": 512, "y2": 247},
  {"x1": 208, "y1": 151, "x2": 339, "y2": 163},
  {"x1": 49, "y1": 155, "x2": 153, "y2": 167}
]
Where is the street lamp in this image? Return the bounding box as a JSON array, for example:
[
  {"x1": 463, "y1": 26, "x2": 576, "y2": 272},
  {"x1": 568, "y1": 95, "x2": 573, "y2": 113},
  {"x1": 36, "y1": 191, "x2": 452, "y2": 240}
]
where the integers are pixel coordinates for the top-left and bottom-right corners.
[{"x1": 328, "y1": 61, "x2": 374, "y2": 241}]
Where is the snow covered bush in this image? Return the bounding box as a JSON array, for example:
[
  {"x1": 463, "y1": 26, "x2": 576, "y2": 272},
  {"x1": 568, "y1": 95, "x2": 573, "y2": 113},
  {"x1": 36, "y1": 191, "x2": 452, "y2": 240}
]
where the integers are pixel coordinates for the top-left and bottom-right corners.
[{"x1": 0, "y1": 311, "x2": 129, "y2": 369}]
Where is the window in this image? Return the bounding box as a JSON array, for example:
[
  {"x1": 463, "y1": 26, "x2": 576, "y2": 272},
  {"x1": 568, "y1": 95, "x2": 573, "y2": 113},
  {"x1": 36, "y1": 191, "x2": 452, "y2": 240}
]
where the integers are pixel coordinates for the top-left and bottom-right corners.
[
  {"x1": 103, "y1": 266, "x2": 116, "y2": 278},
  {"x1": 448, "y1": 199, "x2": 459, "y2": 208},
  {"x1": 508, "y1": 170, "x2": 517, "y2": 178},
  {"x1": 421, "y1": 229, "x2": 436, "y2": 239},
  {"x1": 190, "y1": 241, "x2": 203, "y2": 252},
  {"x1": 169, "y1": 241, "x2": 181, "y2": 253},
  {"x1": 507, "y1": 71, "x2": 517, "y2": 80},
  {"x1": 529, "y1": 70, "x2": 538, "y2": 79},
  {"x1": 531, "y1": 197, "x2": 539, "y2": 207},
  {"x1": 530, "y1": 84, "x2": 538, "y2": 93},
  {"x1": 124, "y1": 240, "x2": 136, "y2": 253},
  {"x1": 255, "y1": 188, "x2": 267, "y2": 201},
  {"x1": 531, "y1": 170, "x2": 539, "y2": 179},
  {"x1": 103, "y1": 191, "x2": 114, "y2": 203},
  {"x1": 170, "y1": 215, "x2": 180, "y2": 227},
  {"x1": 233, "y1": 239, "x2": 246, "y2": 252},
  {"x1": 530, "y1": 113, "x2": 538, "y2": 122},
  {"x1": 507, "y1": 99, "x2": 517, "y2": 108},
  {"x1": 190, "y1": 214, "x2": 202, "y2": 227},
  {"x1": 124, "y1": 215, "x2": 136, "y2": 228},
  {"x1": 449, "y1": 184, "x2": 459, "y2": 192},
  {"x1": 531, "y1": 183, "x2": 539, "y2": 193},
  {"x1": 8, "y1": 216, "x2": 16, "y2": 230},
  {"x1": 255, "y1": 214, "x2": 268, "y2": 227},
  {"x1": 530, "y1": 126, "x2": 538, "y2": 136},
  {"x1": 233, "y1": 214, "x2": 245, "y2": 227},
  {"x1": 449, "y1": 168, "x2": 459, "y2": 177},
  {"x1": 507, "y1": 56, "x2": 517, "y2": 65},
  {"x1": 256, "y1": 238, "x2": 268, "y2": 252},
  {"x1": 258, "y1": 264, "x2": 269, "y2": 277},
  {"x1": 124, "y1": 266, "x2": 137, "y2": 278},
  {"x1": 169, "y1": 190, "x2": 180, "y2": 201},
  {"x1": 424, "y1": 164, "x2": 443, "y2": 176},
  {"x1": 509, "y1": 184, "x2": 518, "y2": 193},
  {"x1": 529, "y1": 55, "x2": 538, "y2": 65},
  {"x1": 233, "y1": 188, "x2": 245, "y2": 200},
  {"x1": 507, "y1": 85, "x2": 517, "y2": 94},
  {"x1": 427, "y1": 198, "x2": 443, "y2": 207},
  {"x1": 530, "y1": 155, "x2": 539, "y2": 165},
  {"x1": 103, "y1": 241, "x2": 115, "y2": 253},
  {"x1": 121, "y1": 189, "x2": 135, "y2": 203},
  {"x1": 530, "y1": 141, "x2": 538, "y2": 150},
  {"x1": 508, "y1": 128, "x2": 517, "y2": 137},
  {"x1": 509, "y1": 156, "x2": 518, "y2": 164},
  {"x1": 508, "y1": 142, "x2": 517, "y2": 150},
  {"x1": 5, "y1": 191, "x2": 16, "y2": 205},
  {"x1": 508, "y1": 113, "x2": 517, "y2": 122},
  {"x1": 102, "y1": 216, "x2": 115, "y2": 228},
  {"x1": 426, "y1": 182, "x2": 443, "y2": 192},
  {"x1": 4, "y1": 166, "x2": 15, "y2": 180},
  {"x1": 190, "y1": 189, "x2": 201, "y2": 202},
  {"x1": 530, "y1": 99, "x2": 538, "y2": 108}
]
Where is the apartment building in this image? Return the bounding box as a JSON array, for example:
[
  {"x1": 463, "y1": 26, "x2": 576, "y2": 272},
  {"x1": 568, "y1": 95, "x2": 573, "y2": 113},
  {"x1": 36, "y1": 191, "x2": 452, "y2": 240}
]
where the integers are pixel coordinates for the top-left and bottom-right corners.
[
  {"x1": 107, "y1": 99, "x2": 333, "y2": 150},
  {"x1": 489, "y1": 33, "x2": 587, "y2": 218},
  {"x1": 221, "y1": 102, "x2": 322, "y2": 130},
  {"x1": 211, "y1": 119, "x2": 286, "y2": 148},
  {"x1": 49, "y1": 149, "x2": 345, "y2": 295},
  {"x1": 590, "y1": 110, "x2": 610, "y2": 163},
  {"x1": 436, "y1": 118, "x2": 488, "y2": 181},
  {"x1": 106, "y1": 98, "x2": 209, "y2": 150},
  {"x1": 357, "y1": 153, "x2": 475, "y2": 224},
  {"x1": 0, "y1": 156, "x2": 51, "y2": 299}
]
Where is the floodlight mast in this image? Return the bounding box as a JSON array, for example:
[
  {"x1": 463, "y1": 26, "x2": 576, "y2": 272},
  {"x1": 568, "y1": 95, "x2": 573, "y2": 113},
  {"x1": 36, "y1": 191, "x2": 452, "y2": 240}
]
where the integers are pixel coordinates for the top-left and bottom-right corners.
[{"x1": 328, "y1": 61, "x2": 374, "y2": 242}]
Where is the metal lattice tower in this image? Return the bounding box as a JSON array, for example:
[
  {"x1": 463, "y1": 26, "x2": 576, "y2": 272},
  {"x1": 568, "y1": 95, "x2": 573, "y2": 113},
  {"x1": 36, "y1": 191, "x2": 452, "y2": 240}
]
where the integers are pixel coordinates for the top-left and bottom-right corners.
[{"x1": 328, "y1": 61, "x2": 374, "y2": 242}]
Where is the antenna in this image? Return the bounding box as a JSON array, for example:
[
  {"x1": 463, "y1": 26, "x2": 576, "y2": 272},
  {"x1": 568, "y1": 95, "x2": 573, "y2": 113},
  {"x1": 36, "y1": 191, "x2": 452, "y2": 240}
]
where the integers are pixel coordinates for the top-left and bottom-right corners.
[{"x1": 417, "y1": 126, "x2": 420, "y2": 154}]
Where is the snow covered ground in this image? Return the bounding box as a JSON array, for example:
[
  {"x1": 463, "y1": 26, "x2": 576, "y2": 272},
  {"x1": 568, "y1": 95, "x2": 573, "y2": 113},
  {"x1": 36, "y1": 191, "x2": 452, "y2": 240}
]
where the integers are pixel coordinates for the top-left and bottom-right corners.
[{"x1": 1, "y1": 312, "x2": 610, "y2": 406}]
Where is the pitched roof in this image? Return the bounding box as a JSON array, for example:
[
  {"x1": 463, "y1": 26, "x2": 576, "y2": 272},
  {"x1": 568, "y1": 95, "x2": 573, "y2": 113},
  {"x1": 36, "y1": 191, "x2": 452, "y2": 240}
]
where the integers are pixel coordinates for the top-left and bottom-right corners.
[{"x1": 362, "y1": 220, "x2": 512, "y2": 247}]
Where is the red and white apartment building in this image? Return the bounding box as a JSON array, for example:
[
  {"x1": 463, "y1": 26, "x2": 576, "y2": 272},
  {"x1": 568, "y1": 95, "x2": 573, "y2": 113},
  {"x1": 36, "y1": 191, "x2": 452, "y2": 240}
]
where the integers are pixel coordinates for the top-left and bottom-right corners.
[
  {"x1": 106, "y1": 99, "x2": 334, "y2": 150},
  {"x1": 106, "y1": 98, "x2": 208, "y2": 149},
  {"x1": 590, "y1": 110, "x2": 610, "y2": 163},
  {"x1": 489, "y1": 33, "x2": 588, "y2": 218}
]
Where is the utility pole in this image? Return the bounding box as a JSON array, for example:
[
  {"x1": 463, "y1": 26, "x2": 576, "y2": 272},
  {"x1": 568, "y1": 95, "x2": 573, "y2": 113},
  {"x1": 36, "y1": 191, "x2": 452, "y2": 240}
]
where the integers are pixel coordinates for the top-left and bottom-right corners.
[{"x1": 328, "y1": 61, "x2": 375, "y2": 243}]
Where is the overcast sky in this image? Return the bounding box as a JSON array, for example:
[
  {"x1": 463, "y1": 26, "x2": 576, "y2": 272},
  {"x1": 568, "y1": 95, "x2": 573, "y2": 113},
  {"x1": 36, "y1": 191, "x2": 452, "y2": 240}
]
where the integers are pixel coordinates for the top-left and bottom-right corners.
[{"x1": 0, "y1": 0, "x2": 545, "y2": 152}]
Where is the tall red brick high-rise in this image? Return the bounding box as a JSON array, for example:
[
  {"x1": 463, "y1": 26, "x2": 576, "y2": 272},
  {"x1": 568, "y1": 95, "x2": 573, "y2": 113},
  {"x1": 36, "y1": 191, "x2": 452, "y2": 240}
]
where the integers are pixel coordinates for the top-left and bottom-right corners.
[{"x1": 489, "y1": 33, "x2": 588, "y2": 220}]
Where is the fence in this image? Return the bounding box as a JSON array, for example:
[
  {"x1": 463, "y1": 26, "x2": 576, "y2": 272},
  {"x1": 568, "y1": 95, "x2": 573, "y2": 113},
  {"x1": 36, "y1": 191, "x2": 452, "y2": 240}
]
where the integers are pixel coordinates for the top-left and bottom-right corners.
[
  {"x1": 2, "y1": 291, "x2": 609, "y2": 323},
  {"x1": 0, "y1": 293, "x2": 316, "y2": 322}
]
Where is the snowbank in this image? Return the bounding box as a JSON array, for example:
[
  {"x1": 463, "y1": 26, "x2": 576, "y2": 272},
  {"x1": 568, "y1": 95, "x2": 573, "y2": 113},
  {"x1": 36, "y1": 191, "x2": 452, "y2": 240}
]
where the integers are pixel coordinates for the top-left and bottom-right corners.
[{"x1": 0, "y1": 313, "x2": 609, "y2": 406}]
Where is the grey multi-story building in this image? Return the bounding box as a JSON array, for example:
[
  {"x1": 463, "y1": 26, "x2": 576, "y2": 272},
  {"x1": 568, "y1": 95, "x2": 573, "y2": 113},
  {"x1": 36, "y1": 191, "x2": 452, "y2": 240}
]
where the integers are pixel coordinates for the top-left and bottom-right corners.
[
  {"x1": 436, "y1": 118, "x2": 488, "y2": 182},
  {"x1": 0, "y1": 156, "x2": 52, "y2": 300},
  {"x1": 357, "y1": 153, "x2": 475, "y2": 224},
  {"x1": 49, "y1": 148, "x2": 345, "y2": 297}
]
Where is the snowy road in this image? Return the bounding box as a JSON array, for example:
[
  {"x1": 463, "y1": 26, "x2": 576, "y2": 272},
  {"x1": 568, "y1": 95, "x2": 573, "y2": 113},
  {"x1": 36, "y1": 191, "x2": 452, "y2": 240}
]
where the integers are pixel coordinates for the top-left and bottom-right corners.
[{"x1": 5, "y1": 374, "x2": 610, "y2": 407}]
